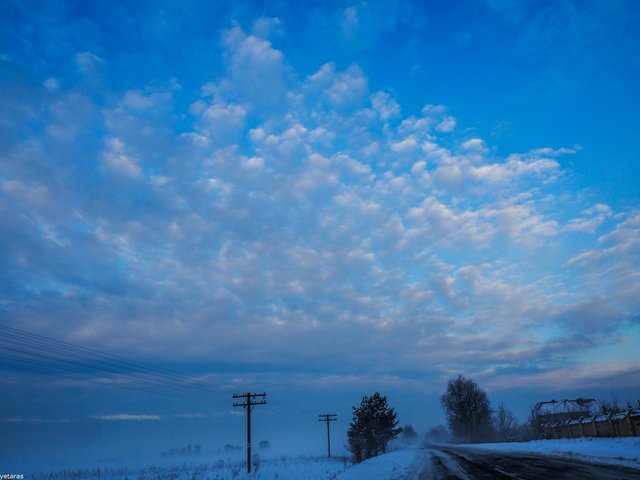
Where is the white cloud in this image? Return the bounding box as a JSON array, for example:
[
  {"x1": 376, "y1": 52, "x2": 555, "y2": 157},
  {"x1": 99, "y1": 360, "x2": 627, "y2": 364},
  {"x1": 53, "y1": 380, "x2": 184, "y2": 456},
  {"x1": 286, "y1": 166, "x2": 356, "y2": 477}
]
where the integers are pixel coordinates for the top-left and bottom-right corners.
[
  {"x1": 483, "y1": 203, "x2": 559, "y2": 245},
  {"x1": 75, "y1": 51, "x2": 104, "y2": 76},
  {"x1": 485, "y1": 361, "x2": 640, "y2": 391},
  {"x1": 564, "y1": 215, "x2": 606, "y2": 233},
  {"x1": 341, "y1": 6, "x2": 360, "y2": 37},
  {"x1": 420, "y1": 104, "x2": 458, "y2": 134},
  {"x1": 390, "y1": 136, "x2": 418, "y2": 154},
  {"x1": 470, "y1": 156, "x2": 559, "y2": 183},
  {"x1": 101, "y1": 137, "x2": 142, "y2": 179},
  {"x1": 221, "y1": 26, "x2": 287, "y2": 109},
  {"x1": 2, "y1": 15, "x2": 635, "y2": 400},
  {"x1": 461, "y1": 138, "x2": 489, "y2": 163},
  {"x1": 583, "y1": 203, "x2": 612, "y2": 216},
  {"x1": 326, "y1": 64, "x2": 368, "y2": 109},
  {"x1": 421, "y1": 141, "x2": 455, "y2": 164},
  {"x1": 199, "y1": 101, "x2": 246, "y2": 145},
  {"x1": 433, "y1": 164, "x2": 465, "y2": 188},
  {"x1": 421, "y1": 104, "x2": 447, "y2": 116},
  {"x1": 371, "y1": 91, "x2": 400, "y2": 120},
  {"x1": 306, "y1": 63, "x2": 368, "y2": 110},
  {"x1": 407, "y1": 197, "x2": 493, "y2": 246},
  {"x1": 151, "y1": 176, "x2": 170, "y2": 189},
  {"x1": 0, "y1": 417, "x2": 71, "y2": 424},
  {"x1": 43, "y1": 77, "x2": 60, "y2": 91},
  {"x1": 122, "y1": 89, "x2": 172, "y2": 112},
  {"x1": 436, "y1": 116, "x2": 456, "y2": 132},
  {"x1": 1, "y1": 179, "x2": 50, "y2": 208},
  {"x1": 96, "y1": 414, "x2": 162, "y2": 421},
  {"x1": 567, "y1": 213, "x2": 640, "y2": 268},
  {"x1": 529, "y1": 145, "x2": 581, "y2": 156},
  {"x1": 251, "y1": 17, "x2": 282, "y2": 39},
  {"x1": 244, "y1": 156, "x2": 264, "y2": 170},
  {"x1": 411, "y1": 160, "x2": 426, "y2": 176}
]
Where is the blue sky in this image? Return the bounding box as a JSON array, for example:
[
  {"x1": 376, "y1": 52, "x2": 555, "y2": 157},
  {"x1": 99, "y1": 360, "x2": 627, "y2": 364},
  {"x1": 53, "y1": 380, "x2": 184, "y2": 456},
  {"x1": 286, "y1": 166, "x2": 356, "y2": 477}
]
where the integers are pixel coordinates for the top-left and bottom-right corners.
[{"x1": 1, "y1": 0, "x2": 639, "y2": 469}]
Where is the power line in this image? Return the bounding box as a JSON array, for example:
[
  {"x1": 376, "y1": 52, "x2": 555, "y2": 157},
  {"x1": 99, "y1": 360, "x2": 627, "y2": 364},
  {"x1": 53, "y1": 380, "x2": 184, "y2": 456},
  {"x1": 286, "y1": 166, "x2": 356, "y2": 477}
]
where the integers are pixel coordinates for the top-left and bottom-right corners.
[
  {"x1": 232, "y1": 392, "x2": 267, "y2": 475},
  {"x1": 0, "y1": 323, "x2": 219, "y2": 396},
  {"x1": 0, "y1": 323, "x2": 208, "y2": 384},
  {"x1": 0, "y1": 357, "x2": 162, "y2": 395}
]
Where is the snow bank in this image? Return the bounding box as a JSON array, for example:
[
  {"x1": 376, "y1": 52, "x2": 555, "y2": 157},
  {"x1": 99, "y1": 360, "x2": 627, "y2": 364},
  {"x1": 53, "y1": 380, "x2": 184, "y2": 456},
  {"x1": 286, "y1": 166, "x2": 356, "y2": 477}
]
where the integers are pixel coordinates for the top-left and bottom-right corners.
[
  {"x1": 336, "y1": 449, "x2": 421, "y2": 480},
  {"x1": 467, "y1": 437, "x2": 640, "y2": 468}
]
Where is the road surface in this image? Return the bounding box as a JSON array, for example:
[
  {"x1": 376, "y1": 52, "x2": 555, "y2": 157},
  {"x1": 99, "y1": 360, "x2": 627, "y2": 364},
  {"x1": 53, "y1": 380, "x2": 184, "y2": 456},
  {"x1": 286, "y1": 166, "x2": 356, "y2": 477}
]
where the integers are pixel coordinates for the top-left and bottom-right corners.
[{"x1": 411, "y1": 445, "x2": 640, "y2": 479}]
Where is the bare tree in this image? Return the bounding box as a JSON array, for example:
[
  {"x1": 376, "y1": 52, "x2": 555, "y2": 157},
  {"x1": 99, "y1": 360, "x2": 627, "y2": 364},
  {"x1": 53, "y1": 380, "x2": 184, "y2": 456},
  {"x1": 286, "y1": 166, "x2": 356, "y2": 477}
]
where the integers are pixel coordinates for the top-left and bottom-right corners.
[
  {"x1": 440, "y1": 375, "x2": 494, "y2": 443},
  {"x1": 599, "y1": 393, "x2": 624, "y2": 414},
  {"x1": 400, "y1": 424, "x2": 418, "y2": 443},
  {"x1": 425, "y1": 424, "x2": 450, "y2": 443},
  {"x1": 494, "y1": 403, "x2": 518, "y2": 441}
]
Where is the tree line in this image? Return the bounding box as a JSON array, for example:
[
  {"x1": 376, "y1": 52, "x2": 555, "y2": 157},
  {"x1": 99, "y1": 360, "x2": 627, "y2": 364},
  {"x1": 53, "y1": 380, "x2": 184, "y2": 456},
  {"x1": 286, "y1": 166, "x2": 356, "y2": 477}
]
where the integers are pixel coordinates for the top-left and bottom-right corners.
[
  {"x1": 346, "y1": 375, "x2": 520, "y2": 463},
  {"x1": 347, "y1": 375, "x2": 639, "y2": 463}
]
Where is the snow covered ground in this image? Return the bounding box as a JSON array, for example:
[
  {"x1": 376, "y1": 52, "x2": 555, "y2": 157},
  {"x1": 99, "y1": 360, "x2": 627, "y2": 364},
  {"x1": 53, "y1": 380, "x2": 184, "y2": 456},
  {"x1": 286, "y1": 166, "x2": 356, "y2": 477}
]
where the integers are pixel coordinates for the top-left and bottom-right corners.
[
  {"x1": 25, "y1": 449, "x2": 422, "y2": 480},
  {"x1": 28, "y1": 455, "x2": 347, "y2": 480},
  {"x1": 336, "y1": 449, "x2": 421, "y2": 480},
  {"x1": 24, "y1": 439, "x2": 640, "y2": 480},
  {"x1": 466, "y1": 437, "x2": 640, "y2": 469}
]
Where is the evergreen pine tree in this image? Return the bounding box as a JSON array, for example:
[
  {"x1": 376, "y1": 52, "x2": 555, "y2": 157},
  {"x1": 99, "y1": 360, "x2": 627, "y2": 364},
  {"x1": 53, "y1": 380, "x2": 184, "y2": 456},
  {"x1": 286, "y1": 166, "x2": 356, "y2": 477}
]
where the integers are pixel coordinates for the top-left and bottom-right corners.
[{"x1": 347, "y1": 392, "x2": 402, "y2": 462}]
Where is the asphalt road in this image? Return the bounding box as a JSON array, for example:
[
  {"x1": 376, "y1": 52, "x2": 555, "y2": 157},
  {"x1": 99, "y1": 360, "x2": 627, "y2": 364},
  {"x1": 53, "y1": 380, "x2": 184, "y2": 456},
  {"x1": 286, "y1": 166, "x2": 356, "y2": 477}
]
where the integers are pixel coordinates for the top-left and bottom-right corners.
[{"x1": 412, "y1": 445, "x2": 640, "y2": 479}]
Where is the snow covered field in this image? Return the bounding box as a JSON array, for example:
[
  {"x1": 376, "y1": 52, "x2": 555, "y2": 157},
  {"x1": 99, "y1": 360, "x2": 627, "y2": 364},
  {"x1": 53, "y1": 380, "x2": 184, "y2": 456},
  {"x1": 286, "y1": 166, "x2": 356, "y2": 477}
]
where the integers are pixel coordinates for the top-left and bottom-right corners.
[
  {"x1": 28, "y1": 455, "x2": 347, "y2": 480},
  {"x1": 24, "y1": 449, "x2": 422, "y2": 480},
  {"x1": 467, "y1": 437, "x2": 640, "y2": 469},
  {"x1": 23, "y1": 439, "x2": 640, "y2": 480}
]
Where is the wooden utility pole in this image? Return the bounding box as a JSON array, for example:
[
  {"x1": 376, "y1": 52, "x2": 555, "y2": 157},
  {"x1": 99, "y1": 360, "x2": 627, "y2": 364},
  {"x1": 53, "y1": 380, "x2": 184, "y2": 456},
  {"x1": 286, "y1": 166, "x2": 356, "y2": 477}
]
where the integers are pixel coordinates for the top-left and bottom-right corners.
[
  {"x1": 233, "y1": 392, "x2": 267, "y2": 474},
  {"x1": 318, "y1": 413, "x2": 337, "y2": 457}
]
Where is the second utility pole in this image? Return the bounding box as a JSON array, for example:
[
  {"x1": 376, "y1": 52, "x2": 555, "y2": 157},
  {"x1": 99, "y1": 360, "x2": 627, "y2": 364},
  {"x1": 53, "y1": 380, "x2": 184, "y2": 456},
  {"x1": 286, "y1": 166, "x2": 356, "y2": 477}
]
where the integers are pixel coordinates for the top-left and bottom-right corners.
[
  {"x1": 233, "y1": 392, "x2": 267, "y2": 474},
  {"x1": 318, "y1": 413, "x2": 337, "y2": 457}
]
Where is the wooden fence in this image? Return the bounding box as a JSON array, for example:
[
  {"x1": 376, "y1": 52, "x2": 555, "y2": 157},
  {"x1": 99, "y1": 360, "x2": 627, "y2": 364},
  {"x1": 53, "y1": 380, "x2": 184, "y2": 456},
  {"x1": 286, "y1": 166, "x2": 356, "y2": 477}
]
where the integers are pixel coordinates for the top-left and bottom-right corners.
[{"x1": 540, "y1": 408, "x2": 640, "y2": 439}]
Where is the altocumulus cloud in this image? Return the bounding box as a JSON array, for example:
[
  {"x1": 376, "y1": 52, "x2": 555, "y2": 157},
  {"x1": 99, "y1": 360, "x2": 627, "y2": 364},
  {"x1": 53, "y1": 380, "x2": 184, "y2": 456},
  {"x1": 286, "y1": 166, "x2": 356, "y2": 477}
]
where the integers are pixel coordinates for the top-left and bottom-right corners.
[{"x1": 0, "y1": 17, "x2": 639, "y2": 394}]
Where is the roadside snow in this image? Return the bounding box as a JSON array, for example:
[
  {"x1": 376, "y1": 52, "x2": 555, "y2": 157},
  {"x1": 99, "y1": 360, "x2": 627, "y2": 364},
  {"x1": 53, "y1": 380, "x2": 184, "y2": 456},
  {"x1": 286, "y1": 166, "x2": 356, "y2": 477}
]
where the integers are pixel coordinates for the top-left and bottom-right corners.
[
  {"x1": 466, "y1": 437, "x2": 640, "y2": 469},
  {"x1": 336, "y1": 449, "x2": 421, "y2": 480}
]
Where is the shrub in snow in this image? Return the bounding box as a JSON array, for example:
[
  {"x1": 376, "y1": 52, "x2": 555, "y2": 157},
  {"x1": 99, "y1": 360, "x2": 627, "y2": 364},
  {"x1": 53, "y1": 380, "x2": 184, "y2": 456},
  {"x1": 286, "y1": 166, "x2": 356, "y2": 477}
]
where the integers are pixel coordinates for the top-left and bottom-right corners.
[{"x1": 259, "y1": 440, "x2": 271, "y2": 450}]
